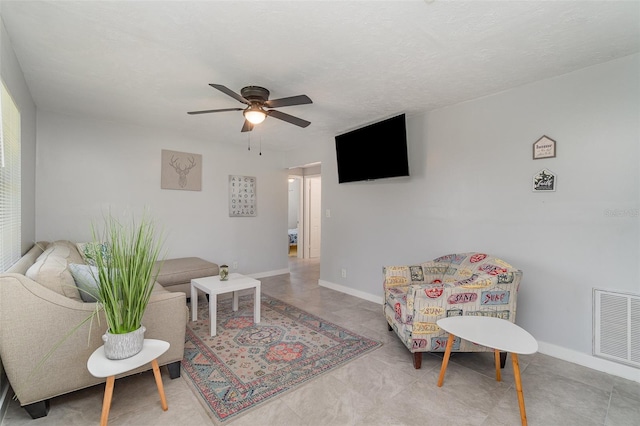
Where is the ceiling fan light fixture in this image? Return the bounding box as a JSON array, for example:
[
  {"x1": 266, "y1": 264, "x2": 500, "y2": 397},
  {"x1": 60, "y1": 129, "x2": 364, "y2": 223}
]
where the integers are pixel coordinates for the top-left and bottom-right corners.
[
  {"x1": 243, "y1": 107, "x2": 267, "y2": 124},
  {"x1": 188, "y1": 84, "x2": 311, "y2": 132}
]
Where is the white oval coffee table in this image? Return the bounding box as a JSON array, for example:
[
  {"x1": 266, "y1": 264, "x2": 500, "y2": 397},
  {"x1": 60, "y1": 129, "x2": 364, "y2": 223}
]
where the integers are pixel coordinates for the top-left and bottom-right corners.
[{"x1": 436, "y1": 316, "x2": 538, "y2": 426}]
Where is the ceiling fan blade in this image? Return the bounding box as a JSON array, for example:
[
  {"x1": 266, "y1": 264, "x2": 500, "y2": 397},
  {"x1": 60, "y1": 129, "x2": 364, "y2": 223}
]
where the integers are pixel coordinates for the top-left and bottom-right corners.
[
  {"x1": 264, "y1": 95, "x2": 312, "y2": 108},
  {"x1": 209, "y1": 84, "x2": 250, "y2": 105},
  {"x1": 241, "y1": 119, "x2": 254, "y2": 132},
  {"x1": 187, "y1": 107, "x2": 243, "y2": 115},
  {"x1": 267, "y1": 110, "x2": 311, "y2": 128}
]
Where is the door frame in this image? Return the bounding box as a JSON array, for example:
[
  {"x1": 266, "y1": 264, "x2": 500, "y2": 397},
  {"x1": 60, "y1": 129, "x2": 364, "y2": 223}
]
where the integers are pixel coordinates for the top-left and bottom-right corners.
[
  {"x1": 289, "y1": 176, "x2": 304, "y2": 258},
  {"x1": 303, "y1": 174, "x2": 321, "y2": 259}
]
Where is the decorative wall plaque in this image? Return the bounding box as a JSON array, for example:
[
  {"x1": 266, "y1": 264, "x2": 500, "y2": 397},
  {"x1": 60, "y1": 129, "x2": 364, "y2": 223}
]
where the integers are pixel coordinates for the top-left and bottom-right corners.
[
  {"x1": 161, "y1": 149, "x2": 202, "y2": 191},
  {"x1": 229, "y1": 175, "x2": 257, "y2": 217},
  {"x1": 533, "y1": 168, "x2": 556, "y2": 192},
  {"x1": 533, "y1": 135, "x2": 556, "y2": 159}
]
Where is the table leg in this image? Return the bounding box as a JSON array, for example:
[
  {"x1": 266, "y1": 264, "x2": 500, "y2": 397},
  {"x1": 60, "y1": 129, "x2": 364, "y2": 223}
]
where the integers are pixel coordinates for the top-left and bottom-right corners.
[
  {"x1": 254, "y1": 283, "x2": 261, "y2": 324},
  {"x1": 210, "y1": 293, "x2": 217, "y2": 337},
  {"x1": 191, "y1": 282, "x2": 198, "y2": 321},
  {"x1": 232, "y1": 291, "x2": 239, "y2": 311},
  {"x1": 151, "y1": 359, "x2": 168, "y2": 411},
  {"x1": 494, "y1": 349, "x2": 502, "y2": 382},
  {"x1": 100, "y1": 376, "x2": 115, "y2": 426},
  {"x1": 437, "y1": 333, "x2": 455, "y2": 387},
  {"x1": 512, "y1": 353, "x2": 528, "y2": 426}
]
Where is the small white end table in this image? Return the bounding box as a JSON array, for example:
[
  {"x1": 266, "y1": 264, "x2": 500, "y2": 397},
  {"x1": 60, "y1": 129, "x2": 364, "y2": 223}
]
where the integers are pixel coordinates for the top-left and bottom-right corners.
[
  {"x1": 191, "y1": 273, "x2": 261, "y2": 336},
  {"x1": 87, "y1": 339, "x2": 170, "y2": 426},
  {"x1": 436, "y1": 316, "x2": 538, "y2": 426}
]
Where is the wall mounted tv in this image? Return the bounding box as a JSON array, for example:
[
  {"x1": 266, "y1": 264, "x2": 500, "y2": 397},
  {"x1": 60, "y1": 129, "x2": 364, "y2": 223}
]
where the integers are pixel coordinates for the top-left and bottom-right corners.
[{"x1": 335, "y1": 114, "x2": 409, "y2": 183}]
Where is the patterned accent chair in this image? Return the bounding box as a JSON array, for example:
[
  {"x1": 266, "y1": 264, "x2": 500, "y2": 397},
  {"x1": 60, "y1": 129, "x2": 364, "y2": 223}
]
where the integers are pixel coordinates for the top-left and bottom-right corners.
[{"x1": 383, "y1": 253, "x2": 522, "y2": 369}]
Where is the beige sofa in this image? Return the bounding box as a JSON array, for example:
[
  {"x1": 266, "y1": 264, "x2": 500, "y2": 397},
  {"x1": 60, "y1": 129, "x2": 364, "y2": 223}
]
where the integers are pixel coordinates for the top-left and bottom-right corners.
[{"x1": 0, "y1": 241, "x2": 188, "y2": 419}]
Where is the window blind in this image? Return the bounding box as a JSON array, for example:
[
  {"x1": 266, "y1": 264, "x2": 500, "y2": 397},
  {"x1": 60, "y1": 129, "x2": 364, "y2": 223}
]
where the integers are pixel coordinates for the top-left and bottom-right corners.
[{"x1": 0, "y1": 81, "x2": 21, "y2": 272}]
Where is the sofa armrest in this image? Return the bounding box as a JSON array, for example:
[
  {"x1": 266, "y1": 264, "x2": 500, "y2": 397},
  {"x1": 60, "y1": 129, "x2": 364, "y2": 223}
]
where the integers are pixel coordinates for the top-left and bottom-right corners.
[
  {"x1": 143, "y1": 290, "x2": 187, "y2": 365},
  {"x1": 382, "y1": 265, "x2": 411, "y2": 289}
]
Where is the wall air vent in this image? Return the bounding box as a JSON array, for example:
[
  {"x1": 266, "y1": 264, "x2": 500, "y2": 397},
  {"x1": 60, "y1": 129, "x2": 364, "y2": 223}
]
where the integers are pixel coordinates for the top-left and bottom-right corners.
[{"x1": 593, "y1": 289, "x2": 640, "y2": 368}]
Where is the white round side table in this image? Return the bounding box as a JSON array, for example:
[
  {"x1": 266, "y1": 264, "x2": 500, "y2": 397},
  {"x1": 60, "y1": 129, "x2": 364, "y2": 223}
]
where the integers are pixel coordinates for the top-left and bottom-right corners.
[{"x1": 87, "y1": 339, "x2": 170, "y2": 426}]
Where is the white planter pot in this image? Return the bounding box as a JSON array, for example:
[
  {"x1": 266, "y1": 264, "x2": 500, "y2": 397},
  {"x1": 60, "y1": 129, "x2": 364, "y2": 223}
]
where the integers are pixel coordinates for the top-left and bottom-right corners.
[{"x1": 102, "y1": 325, "x2": 146, "y2": 360}]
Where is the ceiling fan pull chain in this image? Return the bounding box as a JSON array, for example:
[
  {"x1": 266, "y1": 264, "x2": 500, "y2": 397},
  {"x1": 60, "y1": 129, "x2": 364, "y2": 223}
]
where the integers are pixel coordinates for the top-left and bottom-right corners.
[
  {"x1": 259, "y1": 134, "x2": 262, "y2": 156},
  {"x1": 248, "y1": 133, "x2": 251, "y2": 151}
]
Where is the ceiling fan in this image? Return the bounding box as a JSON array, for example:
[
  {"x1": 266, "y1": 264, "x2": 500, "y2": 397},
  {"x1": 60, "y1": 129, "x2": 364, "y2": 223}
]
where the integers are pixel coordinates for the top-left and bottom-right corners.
[{"x1": 188, "y1": 84, "x2": 312, "y2": 132}]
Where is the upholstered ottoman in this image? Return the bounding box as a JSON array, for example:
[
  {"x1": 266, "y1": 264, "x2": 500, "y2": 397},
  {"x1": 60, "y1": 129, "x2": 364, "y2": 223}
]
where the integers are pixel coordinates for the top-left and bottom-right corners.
[{"x1": 156, "y1": 257, "x2": 219, "y2": 295}]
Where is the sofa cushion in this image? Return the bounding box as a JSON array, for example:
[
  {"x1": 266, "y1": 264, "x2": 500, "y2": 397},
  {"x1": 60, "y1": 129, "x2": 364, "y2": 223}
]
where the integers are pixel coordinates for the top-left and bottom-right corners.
[
  {"x1": 68, "y1": 263, "x2": 100, "y2": 302},
  {"x1": 26, "y1": 240, "x2": 83, "y2": 301},
  {"x1": 155, "y1": 257, "x2": 218, "y2": 287}
]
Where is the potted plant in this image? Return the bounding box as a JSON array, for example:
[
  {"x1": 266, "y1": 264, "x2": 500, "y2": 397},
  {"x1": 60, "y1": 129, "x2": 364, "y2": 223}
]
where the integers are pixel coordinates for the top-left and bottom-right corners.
[{"x1": 91, "y1": 213, "x2": 164, "y2": 359}]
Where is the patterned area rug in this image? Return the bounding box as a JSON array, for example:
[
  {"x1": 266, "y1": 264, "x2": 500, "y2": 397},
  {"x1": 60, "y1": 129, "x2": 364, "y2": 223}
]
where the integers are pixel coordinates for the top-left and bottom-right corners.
[{"x1": 182, "y1": 294, "x2": 382, "y2": 422}]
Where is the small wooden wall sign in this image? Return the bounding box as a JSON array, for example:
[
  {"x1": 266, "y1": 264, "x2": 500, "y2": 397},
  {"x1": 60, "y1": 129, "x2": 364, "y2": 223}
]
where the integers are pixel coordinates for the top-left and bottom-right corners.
[{"x1": 533, "y1": 135, "x2": 556, "y2": 159}]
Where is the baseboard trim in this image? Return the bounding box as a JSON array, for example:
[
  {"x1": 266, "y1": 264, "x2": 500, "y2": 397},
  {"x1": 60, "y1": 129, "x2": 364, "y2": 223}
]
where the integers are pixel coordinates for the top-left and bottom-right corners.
[
  {"x1": 537, "y1": 341, "x2": 640, "y2": 383},
  {"x1": 317, "y1": 279, "x2": 640, "y2": 383},
  {"x1": 318, "y1": 279, "x2": 383, "y2": 305},
  {"x1": 247, "y1": 268, "x2": 290, "y2": 279}
]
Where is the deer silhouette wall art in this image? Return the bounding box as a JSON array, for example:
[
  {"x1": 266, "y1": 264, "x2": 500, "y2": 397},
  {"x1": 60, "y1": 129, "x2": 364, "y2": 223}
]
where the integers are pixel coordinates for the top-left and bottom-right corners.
[
  {"x1": 170, "y1": 155, "x2": 196, "y2": 188},
  {"x1": 160, "y1": 150, "x2": 202, "y2": 191}
]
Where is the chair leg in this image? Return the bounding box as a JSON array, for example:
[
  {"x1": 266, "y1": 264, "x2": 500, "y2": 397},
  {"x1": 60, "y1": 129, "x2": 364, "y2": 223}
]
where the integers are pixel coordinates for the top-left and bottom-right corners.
[
  {"x1": 500, "y1": 351, "x2": 507, "y2": 368},
  {"x1": 23, "y1": 400, "x2": 50, "y2": 419},
  {"x1": 412, "y1": 352, "x2": 422, "y2": 369},
  {"x1": 167, "y1": 361, "x2": 181, "y2": 379},
  {"x1": 494, "y1": 349, "x2": 502, "y2": 382}
]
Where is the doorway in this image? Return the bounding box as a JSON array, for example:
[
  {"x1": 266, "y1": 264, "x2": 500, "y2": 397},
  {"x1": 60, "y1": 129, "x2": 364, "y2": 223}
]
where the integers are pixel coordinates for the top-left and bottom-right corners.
[
  {"x1": 287, "y1": 165, "x2": 321, "y2": 259},
  {"x1": 287, "y1": 177, "x2": 302, "y2": 257}
]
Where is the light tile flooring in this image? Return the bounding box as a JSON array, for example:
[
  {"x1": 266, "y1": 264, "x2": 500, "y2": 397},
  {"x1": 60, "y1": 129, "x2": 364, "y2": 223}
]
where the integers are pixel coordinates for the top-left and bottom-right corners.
[{"x1": 3, "y1": 257, "x2": 640, "y2": 425}]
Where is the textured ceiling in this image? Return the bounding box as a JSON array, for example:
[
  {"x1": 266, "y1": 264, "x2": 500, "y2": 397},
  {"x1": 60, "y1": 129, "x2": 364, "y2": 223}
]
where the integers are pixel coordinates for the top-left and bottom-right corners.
[{"x1": 1, "y1": 1, "x2": 639, "y2": 151}]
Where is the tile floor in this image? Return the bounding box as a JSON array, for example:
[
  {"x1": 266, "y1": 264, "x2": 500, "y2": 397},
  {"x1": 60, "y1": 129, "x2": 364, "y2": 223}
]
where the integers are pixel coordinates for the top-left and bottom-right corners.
[{"x1": 2, "y1": 257, "x2": 640, "y2": 426}]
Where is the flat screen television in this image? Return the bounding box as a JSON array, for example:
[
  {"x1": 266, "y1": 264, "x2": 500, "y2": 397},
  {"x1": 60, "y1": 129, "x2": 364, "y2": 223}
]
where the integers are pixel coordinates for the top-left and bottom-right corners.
[{"x1": 335, "y1": 114, "x2": 409, "y2": 183}]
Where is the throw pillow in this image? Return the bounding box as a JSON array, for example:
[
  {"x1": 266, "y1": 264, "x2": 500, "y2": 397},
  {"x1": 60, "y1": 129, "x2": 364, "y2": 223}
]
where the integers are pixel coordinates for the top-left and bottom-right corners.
[
  {"x1": 76, "y1": 242, "x2": 109, "y2": 266},
  {"x1": 68, "y1": 263, "x2": 100, "y2": 303},
  {"x1": 26, "y1": 240, "x2": 83, "y2": 301}
]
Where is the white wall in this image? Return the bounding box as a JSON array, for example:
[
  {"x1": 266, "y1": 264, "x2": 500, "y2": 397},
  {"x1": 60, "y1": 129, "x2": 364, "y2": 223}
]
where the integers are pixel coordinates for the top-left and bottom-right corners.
[
  {"x1": 35, "y1": 111, "x2": 290, "y2": 275},
  {"x1": 317, "y1": 54, "x2": 639, "y2": 372}
]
